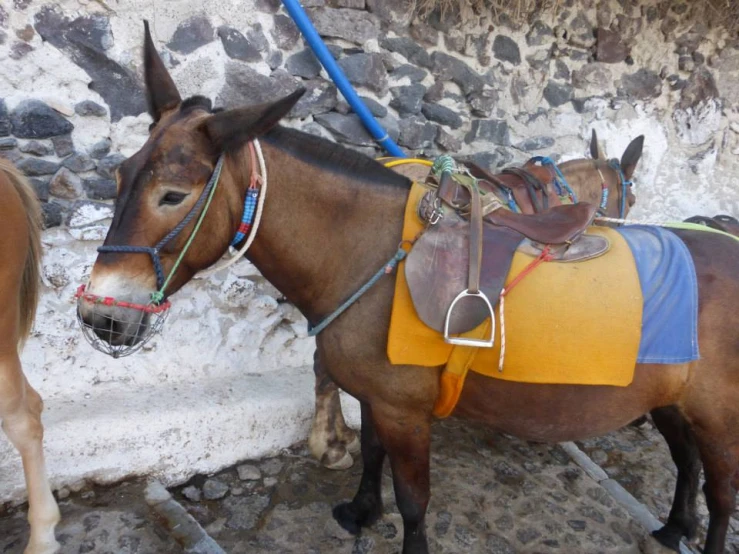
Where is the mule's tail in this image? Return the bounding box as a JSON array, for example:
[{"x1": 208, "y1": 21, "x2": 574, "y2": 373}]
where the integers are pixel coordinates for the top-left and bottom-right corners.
[{"x1": 0, "y1": 160, "x2": 42, "y2": 349}]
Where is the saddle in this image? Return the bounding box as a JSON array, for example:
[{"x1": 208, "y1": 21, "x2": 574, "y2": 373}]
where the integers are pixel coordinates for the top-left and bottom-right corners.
[
  {"x1": 405, "y1": 165, "x2": 602, "y2": 346},
  {"x1": 684, "y1": 215, "x2": 739, "y2": 238}
]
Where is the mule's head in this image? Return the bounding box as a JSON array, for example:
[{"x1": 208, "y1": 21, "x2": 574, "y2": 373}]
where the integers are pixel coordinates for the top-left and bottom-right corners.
[
  {"x1": 585, "y1": 129, "x2": 644, "y2": 215},
  {"x1": 77, "y1": 21, "x2": 303, "y2": 352}
]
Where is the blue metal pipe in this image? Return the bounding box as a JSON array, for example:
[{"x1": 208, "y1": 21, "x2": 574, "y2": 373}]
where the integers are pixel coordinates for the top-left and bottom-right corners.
[{"x1": 280, "y1": 0, "x2": 406, "y2": 158}]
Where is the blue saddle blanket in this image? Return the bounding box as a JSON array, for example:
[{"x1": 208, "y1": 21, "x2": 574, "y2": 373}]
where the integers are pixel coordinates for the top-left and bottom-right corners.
[{"x1": 616, "y1": 225, "x2": 699, "y2": 364}]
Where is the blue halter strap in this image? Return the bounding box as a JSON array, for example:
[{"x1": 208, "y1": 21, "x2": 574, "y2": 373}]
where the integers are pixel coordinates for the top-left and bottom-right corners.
[
  {"x1": 608, "y1": 159, "x2": 633, "y2": 219},
  {"x1": 529, "y1": 156, "x2": 578, "y2": 203}
]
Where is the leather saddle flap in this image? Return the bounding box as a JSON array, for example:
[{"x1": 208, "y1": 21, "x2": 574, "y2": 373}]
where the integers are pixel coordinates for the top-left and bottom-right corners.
[
  {"x1": 485, "y1": 203, "x2": 596, "y2": 244},
  {"x1": 405, "y1": 211, "x2": 524, "y2": 335}
]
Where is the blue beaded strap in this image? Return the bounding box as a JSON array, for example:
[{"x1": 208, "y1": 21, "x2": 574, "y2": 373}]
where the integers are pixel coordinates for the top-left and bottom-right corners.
[{"x1": 231, "y1": 188, "x2": 260, "y2": 246}]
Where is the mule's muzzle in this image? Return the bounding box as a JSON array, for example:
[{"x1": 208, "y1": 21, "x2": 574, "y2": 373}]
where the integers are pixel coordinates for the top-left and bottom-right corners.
[{"x1": 75, "y1": 285, "x2": 170, "y2": 358}]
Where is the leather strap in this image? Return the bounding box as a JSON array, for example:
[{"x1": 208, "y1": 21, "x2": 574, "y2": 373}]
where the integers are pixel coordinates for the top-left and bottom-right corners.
[{"x1": 468, "y1": 183, "x2": 483, "y2": 294}]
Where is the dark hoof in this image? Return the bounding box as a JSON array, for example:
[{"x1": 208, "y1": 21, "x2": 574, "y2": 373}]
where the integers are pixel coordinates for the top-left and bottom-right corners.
[
  {"x1": 332, "y1": 501, "x2": 381, "y2": 535},
  {"x1": 651, "y1": 526, "x2": 683, "y2": 552}
]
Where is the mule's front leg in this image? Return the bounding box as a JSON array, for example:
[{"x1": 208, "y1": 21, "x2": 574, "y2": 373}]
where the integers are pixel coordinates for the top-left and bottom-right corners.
[
  {"x1": 375, "y1": 405, "x2": 431, "y2": 554},
  {"x1": 333, "y1": 402, "x2": 385, "y2": 534},
  {"x1": 308, "y1": 350, "x2": 358, "y2": 470}
]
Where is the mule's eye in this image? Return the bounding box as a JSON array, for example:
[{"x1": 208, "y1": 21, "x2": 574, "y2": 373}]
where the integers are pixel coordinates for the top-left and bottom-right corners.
[{"x1": 160, "y1": 191, "x2": 189, "y2": 206}]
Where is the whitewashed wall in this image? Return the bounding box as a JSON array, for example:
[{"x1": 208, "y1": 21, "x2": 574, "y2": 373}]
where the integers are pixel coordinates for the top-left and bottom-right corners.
[{"x1": 0, "y1": 0, "x2": 737, "y2": 502}]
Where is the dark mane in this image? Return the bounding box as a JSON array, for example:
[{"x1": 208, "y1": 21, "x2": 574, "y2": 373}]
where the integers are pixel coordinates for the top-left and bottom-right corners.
[
  {"x1": 180, "y1": 95, "x2": 212, "y2": 113},
  {"x1": 263, "y1": 126, "x2": 411, "y2": 189}
]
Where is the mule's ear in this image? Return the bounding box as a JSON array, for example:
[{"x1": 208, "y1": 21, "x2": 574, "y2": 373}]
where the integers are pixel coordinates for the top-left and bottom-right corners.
[
  {"x1": 143, "y1": 20, "x2": 182, "y2": 122},
  {"x1": 590, "y1": 129, "x2": 605, "y2": 160},
  {"x1": 621, "y1": 135, "x2": 644, "y2": 180},
  {"x1": 200, "y1": 88, "x2": 306, "y2": 152}
]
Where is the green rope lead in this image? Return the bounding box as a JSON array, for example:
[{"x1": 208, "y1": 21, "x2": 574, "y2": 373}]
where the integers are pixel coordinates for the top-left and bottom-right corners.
[
  {"x1": 308, "y1": 247, "x2": 408, "y2": 337},
  {"x1": 432, "y1": 154, "x2": 456, "y2": 177},
  {"x1": 150, "y1": 159, "x2": 225, "y2": 305}
]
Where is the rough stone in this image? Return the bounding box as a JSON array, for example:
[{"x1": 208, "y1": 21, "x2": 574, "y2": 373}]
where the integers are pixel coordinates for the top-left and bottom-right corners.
[
  {"x1": 41, "y1": 202, "x2": 64, "y2": 228},
  {"x1": 236, "y1": 464, "x2": 261, "y2": 481},
  {"x1": 16, "y1": 157, "x2": 60, "y2": 176},
  {"x1": 67, "y1": 200, "x2": 114, "y2": 227},
  {"x1": 9, "y1": 42, "x2": 33, "y2": 60},
  {"x1": 391, "y1": 64, "x2": 428, "y2": 82},
  {"x1": 328, "y1": 0, "x2": 364, "y2": 7},
  {"x1": 618, "y1": 69, "x2": 662, "y2": 100},
  {"x1": 83, "y1": 178, "x2": 117, "y2": 200},
  {"x1": 19, "y1": 140, "x2": 53, "y2": 156},
  {"x1": 34, "y1": 6, "x2": 146, "y2": 121},
  {"x1": 307, "y1": 7, "x2": 379, "y2": 45},
  {"x1": 485, "y1": 533, "x2": 516, "y2": 554},
  {"x1": 52, "y1": 134, "x2": 74, "y2": 158},
  {"x1": 167, "y1": 15, "x2": 214, "y2": 54},
  {"x1": 380, "y1": 37, "x2": 432, "y2": 68},
  {"x1": 271, "y1": 14, "x2": 301, "y2": 49},
  {"x1": 398, "y1": 115, "x2": 437, "y2": 149},
  {"x1": 436, "y1": 127, "x2": 462, "y2": 152},
  {"x1": 359, "y1": 96, "x2": 387, "y2": 118},
  {"x1": 315, "y1": 113, "x2": 373, "y2": 146},
  {"x1": 554, "y1": 59, "x2": 570, "y2": 80},
  {"x1": 96, "y1": 153, "x2": 126, "y2": 179},
  {"x1": 0, "y1": 137, "x2": 16, "y2": 150},
  {"x1": 431, "y1": 52, "x2": 484, "y2": 96},
  {"x1": 292, "y1": 80, "x2": 337, "y2": 118},
  {"x1": 0, "y1": 100, "x2": 9, "y2": 137},
  {"x1": 182, "y1": 486, "x2": 201, "y2": 502},
  {"x1": 468, "y1": 90, "x2": 499, "y2": 117},
  {"x1": 465, "y1": 148, "x2": 513, "y2": 171},
  {"x1": 49, "y1": 167, "x2": 84, "y2": 200},
  {"x1": 337, "y1": 53, "x2": 387, "y2": 93},
  {"x1": 543, "y1": 81, "x2": 574, "y2": 107},
  {"x1": 679, "y1": 67, "x2": 719, "y2": 110},
  {"x1": 465, "y1": 119, "x2": 510, "y2": 146},
  {"x1": 203, "y1": 479, "x2": 229, "y2": 501},
  {"x1": 421, "y1": 103, "x2": 463, "y2": 129},
  {"x1": 493, "y1": 35, "x2": 521, "y2": 65},
  {"x1": 218, "y1": 26, "x2": 261, "y2": 62},
  {"x1": 572, "y1": 63, "x2": 613, "y2": 91},
  {"x1": 286, "y1": 49, "x2": 322, "y2": 79},
  {"x1": 89, "y1": 139, "x2": 112, "y2": 160},
  {"x1": 526, "y1": 20, "x2": 553, "y2": 46},
  {"x1": 10, "y1": 100, "x2": 74, "y2": 139},
  {"x1": 218, "y1": 63, "x2": 302, "y2": 109},
  {"x1": 62, "y1": 153, "x2": 96, "y2": 173},
  {"x1": 390, "y1": 84, "x2": 426, "y2": 115},
  {"x1": 515, "y1": 136, "x2": 555, "y2": 151},
  {"x1": 30, "y1": 178, "x2": 49, "y2": 202},
  {"x1": 74, "y1": 100, "x2": 107, "y2": 117},
  {"x1": 223, "y1": 494, "x2": 271, "y2": 531},
  {"x1": 596, "y1": 27, "x2": 629, "y2": 63}
]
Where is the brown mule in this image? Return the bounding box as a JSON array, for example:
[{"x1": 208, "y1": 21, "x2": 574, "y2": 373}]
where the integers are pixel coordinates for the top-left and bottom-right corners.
[
  {"x1": 309, "y1": 130, "x2": 645, "y2": 471},
  {"x1": 0, "y1": 160, "x2": 60, "y2": 553},
  {"x1": 78, "y1": 26, "x2": 739, "y2": 554}
]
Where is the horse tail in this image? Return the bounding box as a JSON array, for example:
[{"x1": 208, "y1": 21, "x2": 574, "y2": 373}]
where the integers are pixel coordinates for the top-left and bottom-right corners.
[{"x1": 1, "y1": 159, "x2": 42, "y2": 349}]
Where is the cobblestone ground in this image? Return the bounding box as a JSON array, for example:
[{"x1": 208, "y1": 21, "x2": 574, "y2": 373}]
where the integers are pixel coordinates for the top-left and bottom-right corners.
[
  {"x1": 578, "y1": 418, "x2": 739, "y2": 554},
  {"x1": 1, "y1": 417, "x2": 729, "y2": 554}
]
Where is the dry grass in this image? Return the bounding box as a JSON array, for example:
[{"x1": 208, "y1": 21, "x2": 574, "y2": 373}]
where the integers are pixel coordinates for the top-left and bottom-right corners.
[{"x1": 412, "y1": 0, "x2": 739, "y2": 35}]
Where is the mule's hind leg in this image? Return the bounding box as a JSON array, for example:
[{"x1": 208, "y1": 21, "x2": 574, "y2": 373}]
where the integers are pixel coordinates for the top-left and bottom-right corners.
[
  {"x1": 650, "y1": 407, "x2": 701, "y2": 551},
  {"x1": 308, "y1": 350, "x2": 357, "y2": 469},
  {"x1": 693, "y1": 432, "x2": 737, "y2": 554},
  {"x1": 0, "y1": 353, "x2": 60, "y2": 554}
]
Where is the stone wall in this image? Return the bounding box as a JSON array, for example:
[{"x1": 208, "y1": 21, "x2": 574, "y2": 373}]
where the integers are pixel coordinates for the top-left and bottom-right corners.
[{"x1": 0, "y1": 0, "x2": 737, "y2": 502}]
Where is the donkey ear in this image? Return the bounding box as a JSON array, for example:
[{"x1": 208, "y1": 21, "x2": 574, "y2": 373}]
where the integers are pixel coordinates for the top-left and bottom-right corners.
[
  {"x1": 590, "y1": 129, "x2": 606, "y2": 160},
  {"x1": 143, "y1": 20, "x2": 182, "y2": 122},
  {"x1": 620, "y1": 135, "x2": 644, "y2": 180},
  {"x1": 200, "y1": 88, "x2": 306, "y2": 152}
]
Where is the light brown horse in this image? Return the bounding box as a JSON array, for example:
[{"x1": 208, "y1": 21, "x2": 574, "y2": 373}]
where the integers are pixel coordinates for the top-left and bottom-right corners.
[
  {"x1": 309, "y1": 131, "x2": 645, "y2": 470},
  {"x1": 78, "y1": 26, "x2": 739, "y2": 554},
  {"x1": 0, "y1": 160, "x2": 60, "y2": 553}
]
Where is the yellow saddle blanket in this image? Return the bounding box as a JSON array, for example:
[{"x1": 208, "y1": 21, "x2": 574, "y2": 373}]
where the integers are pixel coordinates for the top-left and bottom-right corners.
[{"x1": 388, "y1": 184, "x2": 643, "y2": 417}]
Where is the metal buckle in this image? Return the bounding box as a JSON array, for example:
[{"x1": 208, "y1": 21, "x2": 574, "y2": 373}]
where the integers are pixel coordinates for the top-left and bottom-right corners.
[
  {"x1": 418, "y1": 193, "x2": 443, "y2": 225},
  {"x1": 443, "y1": 289, "x2": 496, "y2": 348}
]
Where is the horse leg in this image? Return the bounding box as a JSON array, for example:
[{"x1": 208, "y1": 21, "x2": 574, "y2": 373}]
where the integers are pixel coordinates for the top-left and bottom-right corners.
[
  {"x1": 0, "y1": 353, "x2": 60, "y2": 554},
  {"x1": 649, "y1": 407, "x2": 701, "y2": 551},
  {"x1": 308, "y1": 350, "x2": 356, "y2": 469},
  {"x1": 333, "y1": 401, "x2": 385, "y2": 534},
  {"x1": 373, "y1": 404, "x2": 431, "y2": 554},
  {"x1": 693, "y1": 431, "x2": 737, "y2": 554}
]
